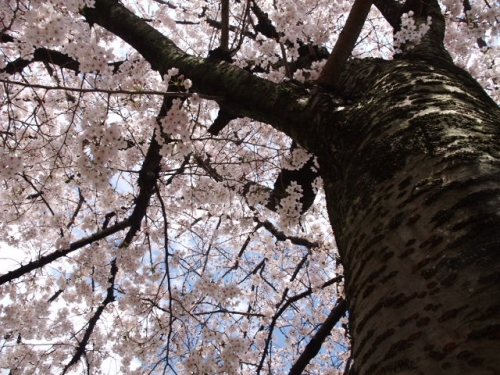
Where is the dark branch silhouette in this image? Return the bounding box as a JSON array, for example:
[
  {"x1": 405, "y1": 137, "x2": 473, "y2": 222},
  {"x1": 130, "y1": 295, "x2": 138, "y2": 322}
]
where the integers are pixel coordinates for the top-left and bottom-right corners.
[
  {"x1": 207, "y1": 106, "x2": 238, "y2": 135},
  {"x1": 220, "y1": 0, "x2": 230, "y2": 52},
  {"x1": 62, "y1": 259, "x2": 118, "y2": 374},
  {"x1": 0, "y1": 219, "x2": 130, "y2": 286},
  {"x1": 318, "y1": 0, "x2": 373, "y2": 89},
  {"x1": 288, "y1": 298, "x2": 347, "y2": 375},
  {"x1": 256, "y1": 276, "x2": 344, "y2": 374},
  {"x1": 0, "y1": 46, "x2": 123, "y2": 75},
  {"x1": 250, "y1": 0, "x2": 279, "y2": 39},
  {"x1": 372, "y1": 0, "x2": 404, "y2": 29},
  {"x1": 265, "y1": 141, "x2": 318, "y2": 215}
]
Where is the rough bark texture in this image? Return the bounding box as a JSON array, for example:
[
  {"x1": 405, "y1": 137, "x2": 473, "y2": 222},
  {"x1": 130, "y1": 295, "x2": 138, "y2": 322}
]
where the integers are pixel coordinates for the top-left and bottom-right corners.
[{"x1": 320, "y1": 55, "x2": 500, "y2": 374}]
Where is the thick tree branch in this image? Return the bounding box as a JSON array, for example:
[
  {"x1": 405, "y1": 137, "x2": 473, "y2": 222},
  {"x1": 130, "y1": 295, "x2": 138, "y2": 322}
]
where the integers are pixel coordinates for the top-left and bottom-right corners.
[
  {"x1": 372, "y1": 0, "x2": 404, "y2": 30},
  {"x1": 288, "y1": 298, "x2": 348, "y2": 375},
  {"x1": 208, "y1": 0, "x2": 234, "y2": 62},
  {"x1": 250, "y1": 0, "x2": 279, "y2": 39},
  {"x1": 0, "y1": 219, "x2": 130, "y2": 286},
  {"x1": 258, "y1": 219, "x2": 318, "y2": 248},
  {"x1": 122, "y1": 94, "x2": 191, "y2": 247},
  {"x1": 256, "y1": 275, "x2": 344, "y2": 374},
  {"x1": 207, "y1": 1, "x2": 327, "y2": 135},
  {"x1": 121, "y1": 135, "x2": 160, "y2": 247},
  {"x1": 317, "y1": 0, "x2": 373, "y2": 89},
  {"x1": 0, "y1": 47, "x2": 122, "y2": 75},
  {"x1": 207, "y1": 106, "x2": 238, "y2": 135},
  {"x1": 62, "y1": 259, "x2": 118, "y2": 374},
  {"x1": 121, "y1": 96, "x2": 175, "y2": 247},
  {"x1": 266, "y1": 141, "x2": 318, "y2": 214},
  {"x1": 82, "y1": 0, "x2": 313, "y2": 144},
  {"x1": 1, "y1": 48, "x2": 80, "y2": 74}
]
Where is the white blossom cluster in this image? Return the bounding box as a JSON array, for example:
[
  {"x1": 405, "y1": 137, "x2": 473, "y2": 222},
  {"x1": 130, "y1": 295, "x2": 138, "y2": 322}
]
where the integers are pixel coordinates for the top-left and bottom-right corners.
[
  {"x1": 245, "y1": 184, "x2": 271, "y2": 207},
  {"x1": 77, "y1": 121, "x2": 127, "y2": 189},
  {"x1": 280, "y1": 144, "x2": 312, "y2": 171},
  {"x1": 0, "y1": 152, "x2": 23, "y2": 180},
  {"x1": 441, "y1": 0, "x2": 500, "y2": 101},
  {"x1": 393, "y1": 11, "x2": 433, "y2": 54},
  {"x1": 276, "y1": 181, "x2": 304, "y2": 228},
  {"x1": 181, "y1": 334, "x2": 250, "y2": 374},
  {"x1": 195, "y1": 277, "x2": 243, "y2": 304}
]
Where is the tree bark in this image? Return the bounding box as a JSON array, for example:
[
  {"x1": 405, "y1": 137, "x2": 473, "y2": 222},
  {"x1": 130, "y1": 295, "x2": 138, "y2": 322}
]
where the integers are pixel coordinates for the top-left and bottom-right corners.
[{"x1": 321, "y1": 56, "x2": 500, "y2": 374}]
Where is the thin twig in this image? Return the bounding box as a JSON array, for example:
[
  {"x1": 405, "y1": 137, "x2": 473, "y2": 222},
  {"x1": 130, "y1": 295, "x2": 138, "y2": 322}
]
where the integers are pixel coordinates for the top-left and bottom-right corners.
[{"x1": 0, "y1": 79, "x2": 221, "y2": 100}]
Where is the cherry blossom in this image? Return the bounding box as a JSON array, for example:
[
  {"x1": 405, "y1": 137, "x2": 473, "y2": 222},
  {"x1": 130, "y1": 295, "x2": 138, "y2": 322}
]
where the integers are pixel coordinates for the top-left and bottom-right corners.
[{"x1": 0, "y1": 0, "x2": 499, "y2": 374}]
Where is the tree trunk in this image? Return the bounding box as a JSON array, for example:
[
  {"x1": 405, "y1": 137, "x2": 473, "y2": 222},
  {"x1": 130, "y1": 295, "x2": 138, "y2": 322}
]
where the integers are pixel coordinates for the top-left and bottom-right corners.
[{"x1": 320, "y1": 55, "x2": 500, "y2": 374}]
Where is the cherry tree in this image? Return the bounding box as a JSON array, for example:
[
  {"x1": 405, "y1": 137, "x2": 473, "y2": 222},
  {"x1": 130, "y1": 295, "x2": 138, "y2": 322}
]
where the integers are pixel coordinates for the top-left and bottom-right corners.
[{"x1": 1, "y1": 0, "x2": 499, "y2": 374}]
